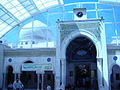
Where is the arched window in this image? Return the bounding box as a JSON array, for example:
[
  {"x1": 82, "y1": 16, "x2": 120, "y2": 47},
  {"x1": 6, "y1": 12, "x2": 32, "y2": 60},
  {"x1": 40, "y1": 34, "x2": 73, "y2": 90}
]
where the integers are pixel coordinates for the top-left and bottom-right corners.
[
  {"x1": 24, "y1": 60, "x2": 33, "y2": 63},
  {"x1": 111, "y1": 65, "x2": 120, "y2": 89}
]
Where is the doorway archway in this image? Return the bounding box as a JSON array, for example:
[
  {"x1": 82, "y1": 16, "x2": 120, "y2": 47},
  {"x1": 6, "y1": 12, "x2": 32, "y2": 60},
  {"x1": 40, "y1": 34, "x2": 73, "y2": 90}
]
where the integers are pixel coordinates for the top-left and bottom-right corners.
[
  {"x1": 65, "y1": 36, "x2": 98, "y2": 89},
  {"x1": 20, "y1": 61, "x2": 37, "y2": 89},
  {"x1": 6, "y1": 66, "x2": 14, "y2": 88},
  {"x1": 111, "y1": 65, "x2": 120, "y2": 90}
]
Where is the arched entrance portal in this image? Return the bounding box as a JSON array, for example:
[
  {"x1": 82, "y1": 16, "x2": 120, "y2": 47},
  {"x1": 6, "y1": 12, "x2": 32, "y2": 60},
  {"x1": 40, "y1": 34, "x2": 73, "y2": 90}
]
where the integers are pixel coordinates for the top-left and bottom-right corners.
[
  {"x1": 6, "y1": 66, "x2": 14, "y2": 88},
  {"x1": 20, "y1": 61, "x2": 37, "y2": 89},
  {"x1": 111, "y1": 65, "x2": 120, "y2": 90},
  {"x1": 66, "y1": 36, "x2": 98, "y2": 89}
]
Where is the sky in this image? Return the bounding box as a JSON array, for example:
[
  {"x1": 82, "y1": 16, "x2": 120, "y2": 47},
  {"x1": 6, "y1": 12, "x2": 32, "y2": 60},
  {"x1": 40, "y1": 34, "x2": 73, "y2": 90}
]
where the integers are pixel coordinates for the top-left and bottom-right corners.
[{"x1": 1, "y1": 0, "x2": 120, "y2": 44}]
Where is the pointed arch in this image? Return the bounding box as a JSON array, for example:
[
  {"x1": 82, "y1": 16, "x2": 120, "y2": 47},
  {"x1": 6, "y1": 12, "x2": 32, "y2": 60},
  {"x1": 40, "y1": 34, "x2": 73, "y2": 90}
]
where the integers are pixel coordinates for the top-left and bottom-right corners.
[{"x1": 110, "y1": 64, "x2": 120, "y2": 89}]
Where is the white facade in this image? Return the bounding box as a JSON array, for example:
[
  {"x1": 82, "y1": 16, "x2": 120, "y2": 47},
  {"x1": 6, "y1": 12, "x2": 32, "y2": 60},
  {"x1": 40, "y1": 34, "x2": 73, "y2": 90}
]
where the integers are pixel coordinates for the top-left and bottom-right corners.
[
  {"x1": 1, "y1": 47, "x2": 56, "y2": 89},
  {"x1": 0, "y1": 19, "x2": 120, "y2": 90},
  {"x1": 56, "y1": 19, "x2": 109, "y2": 90}
]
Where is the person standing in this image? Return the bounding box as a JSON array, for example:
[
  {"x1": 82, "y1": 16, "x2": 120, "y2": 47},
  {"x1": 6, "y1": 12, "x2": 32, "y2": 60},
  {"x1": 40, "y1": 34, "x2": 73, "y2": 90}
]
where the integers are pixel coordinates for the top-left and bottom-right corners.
[
  {"x1": 47, "y1": 85, "x2": 51, "y2": 90},
  {"x1": 13, "y1": 78, "x2": 24, "y2": 90}
]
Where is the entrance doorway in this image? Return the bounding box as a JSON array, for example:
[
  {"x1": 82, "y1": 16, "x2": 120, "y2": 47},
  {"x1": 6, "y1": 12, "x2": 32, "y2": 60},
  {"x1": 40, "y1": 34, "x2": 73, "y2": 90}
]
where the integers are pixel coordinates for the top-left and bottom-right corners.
[
  {"x1": 43, "y1": 71, "x2": 54, "y2": 90},
  {"x1": 20, "y1": 61, "x2": 37, "y2": 89},
  {"x1": 66, "y1": 36, "x2": 98, "y2": 90},
  {"x1": 6, "y1": 66, "x2": 14, "y2": 88},
  {"x1": 20, "y1": 71, "x2": 37, "y2": 89},
  {"x1": 111, "y1": 65, "x2": 120, "y2": 90}
]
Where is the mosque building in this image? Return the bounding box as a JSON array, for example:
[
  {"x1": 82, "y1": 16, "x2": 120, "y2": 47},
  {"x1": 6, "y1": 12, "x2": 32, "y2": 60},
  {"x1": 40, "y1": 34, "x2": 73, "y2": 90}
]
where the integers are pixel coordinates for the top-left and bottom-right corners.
[{"x1": 0, "y1": 0, "x2": 120, "y2": 90}]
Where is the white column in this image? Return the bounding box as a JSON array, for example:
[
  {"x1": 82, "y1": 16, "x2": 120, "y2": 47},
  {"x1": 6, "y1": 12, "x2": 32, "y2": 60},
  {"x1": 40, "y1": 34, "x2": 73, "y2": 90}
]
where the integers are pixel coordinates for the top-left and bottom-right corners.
[
  {"x1": 100, "y1": 21, "x2": 109, "y2": 90},
  {"x1": 56, "y1": 22, "x2": 61, "y2": 90},
  {"x1": 61, "y1": 58, "x2": 66, "y2": 89},
  {"x1": 36, "y1": 70, "x2": 44, "y2": 90},
  {"x1": 55, "y1": 58, "x2": 60, "y2": 90},
  {"x1": 97, "y1": 58, "x2": 104, "y2": 90}
]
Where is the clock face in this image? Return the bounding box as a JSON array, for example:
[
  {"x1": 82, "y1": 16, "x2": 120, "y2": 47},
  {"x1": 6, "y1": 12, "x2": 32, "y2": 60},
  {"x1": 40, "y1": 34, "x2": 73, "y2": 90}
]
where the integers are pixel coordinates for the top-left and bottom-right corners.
[{"x1": 76, "y1": 12, "x2": 83, "y2": 17}]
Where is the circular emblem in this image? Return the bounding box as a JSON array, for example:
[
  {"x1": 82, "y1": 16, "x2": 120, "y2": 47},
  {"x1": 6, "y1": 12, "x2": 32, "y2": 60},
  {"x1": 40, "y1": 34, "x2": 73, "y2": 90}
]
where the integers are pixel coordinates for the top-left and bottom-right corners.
[
  {"x1": 8, "y1": 58, "x2": 12, "y2": 62},
  {"x1": 47, "y1": 58, "x2": 51, "y2": 62},
  {"x1": 76, "y1": 12, "x2": 83, "y2": 17},
  {"x1": 113, "y1": 56, "x2": 118, "y2": 61}
]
